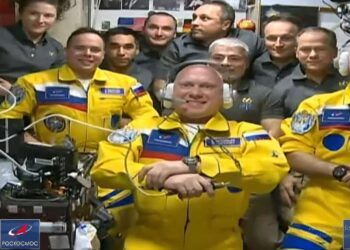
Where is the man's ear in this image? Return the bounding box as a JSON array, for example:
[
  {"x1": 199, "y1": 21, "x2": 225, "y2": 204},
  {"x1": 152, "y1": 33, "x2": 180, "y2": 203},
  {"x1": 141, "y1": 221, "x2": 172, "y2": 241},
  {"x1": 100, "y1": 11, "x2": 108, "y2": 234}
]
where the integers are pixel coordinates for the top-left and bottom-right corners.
[{"x1": 222, "y1": 20, "x2": 232, "y2": 32}]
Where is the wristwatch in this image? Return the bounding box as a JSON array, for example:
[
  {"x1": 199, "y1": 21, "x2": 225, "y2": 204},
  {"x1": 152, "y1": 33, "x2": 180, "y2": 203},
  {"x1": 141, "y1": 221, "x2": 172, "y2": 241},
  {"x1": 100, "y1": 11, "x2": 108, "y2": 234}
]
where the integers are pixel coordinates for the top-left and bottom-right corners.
[
  {"x1": 332, "y1": 165, "x2": 348, "y2": 181},
  {"x1": 182, "y1": 156, "x2": 199, "y2": 173}
]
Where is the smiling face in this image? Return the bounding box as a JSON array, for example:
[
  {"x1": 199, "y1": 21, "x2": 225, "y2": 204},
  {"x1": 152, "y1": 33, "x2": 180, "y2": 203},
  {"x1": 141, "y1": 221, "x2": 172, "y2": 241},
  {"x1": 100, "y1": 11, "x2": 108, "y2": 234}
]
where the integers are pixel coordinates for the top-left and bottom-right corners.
[
  {"x1": 264, "y1": 20, "x2": 298, "y2": 62},
  {"x1": 19, "y1": 1, "x2": 57, "y2": 39},
  {"x1": 209, "y1": 44, "x2": 248, "y2": 83},
  {"x1": 173, "y1": 65, "x2": 223, "y2": 123},
  {"x1": 65, "y1": 32, "x2": 105, "y2": 79},
  {"x1": 296, "y1": 30, "x2": 337, "y2": 74},
  {"x1": 143, "y1": 14, "x2": 176, "y2": 47}
]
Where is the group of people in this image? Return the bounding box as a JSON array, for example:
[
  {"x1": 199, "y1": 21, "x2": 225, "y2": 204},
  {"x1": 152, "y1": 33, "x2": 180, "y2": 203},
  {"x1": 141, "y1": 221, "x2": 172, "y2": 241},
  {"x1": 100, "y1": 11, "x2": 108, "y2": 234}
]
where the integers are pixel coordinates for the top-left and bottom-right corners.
[{"x1": 0, "y1": 0, "x2": 349, "y2": 250}]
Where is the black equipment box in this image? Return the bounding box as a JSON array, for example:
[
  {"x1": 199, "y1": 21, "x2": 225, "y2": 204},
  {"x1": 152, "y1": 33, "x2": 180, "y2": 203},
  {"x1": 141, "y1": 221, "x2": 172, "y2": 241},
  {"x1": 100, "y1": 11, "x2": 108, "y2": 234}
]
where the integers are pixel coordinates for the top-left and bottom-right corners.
[{"x1": 0, "y1": 190, "x2": 73, "y2": 250}]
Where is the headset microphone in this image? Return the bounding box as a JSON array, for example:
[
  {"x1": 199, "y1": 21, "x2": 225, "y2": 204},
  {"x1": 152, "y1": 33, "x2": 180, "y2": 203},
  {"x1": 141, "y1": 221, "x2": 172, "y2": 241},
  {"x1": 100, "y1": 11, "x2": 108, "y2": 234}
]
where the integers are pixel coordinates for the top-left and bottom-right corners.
[{"x1": 161, "y1": 97, "x2": 188, "y2": 104}]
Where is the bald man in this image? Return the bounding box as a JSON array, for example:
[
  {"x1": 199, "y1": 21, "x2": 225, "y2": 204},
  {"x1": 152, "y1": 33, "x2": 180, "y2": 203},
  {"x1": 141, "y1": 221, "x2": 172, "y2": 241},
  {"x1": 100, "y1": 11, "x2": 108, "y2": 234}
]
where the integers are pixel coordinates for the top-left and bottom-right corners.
[{"x1": 91, "y1": 62, "x2": 289, "y2": 250}]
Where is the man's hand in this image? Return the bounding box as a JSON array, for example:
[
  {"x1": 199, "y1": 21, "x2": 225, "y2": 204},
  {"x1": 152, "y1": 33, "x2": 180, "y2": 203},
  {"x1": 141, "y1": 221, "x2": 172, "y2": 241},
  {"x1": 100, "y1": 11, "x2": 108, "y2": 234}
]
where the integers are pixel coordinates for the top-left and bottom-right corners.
[
  {"x1": 0, "y1": 78, "x2": 11, "y2": 96},
  {"x1": 138, "y1": 160, "x2": 190, "y2": 190},
  {"x1": 279, "y1": 174, "x2": 304, "y2": 208},
  {"x1": 163, "y1": 174, "x2": 214, "y2": 199},
  {"x1": 340, "y1": 170, "x2": 350, "y2": 186}
]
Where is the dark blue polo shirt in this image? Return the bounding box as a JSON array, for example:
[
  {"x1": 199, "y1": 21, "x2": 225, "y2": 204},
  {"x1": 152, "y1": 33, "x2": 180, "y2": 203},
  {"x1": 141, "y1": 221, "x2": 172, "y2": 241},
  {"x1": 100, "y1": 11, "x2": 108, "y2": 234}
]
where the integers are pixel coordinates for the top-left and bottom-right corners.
[
  {"x1": 0, "y1": 22, "x2": 65, "y2": 83},
  {"x1": 251, "y1": 51, "x2": 298, "y2": 88},
  {"x1": 261, "y1": 64, "x2": 350, "y2": 119},
  {"x1": 135, "y1": 37, "x2": 165, "y2": 76},
  {"x1": 156, "y1": 28, "x2": 266, "y2": 80},
  {"x1": 220, "y1": 79, "x2": 271, "y2": 124}
]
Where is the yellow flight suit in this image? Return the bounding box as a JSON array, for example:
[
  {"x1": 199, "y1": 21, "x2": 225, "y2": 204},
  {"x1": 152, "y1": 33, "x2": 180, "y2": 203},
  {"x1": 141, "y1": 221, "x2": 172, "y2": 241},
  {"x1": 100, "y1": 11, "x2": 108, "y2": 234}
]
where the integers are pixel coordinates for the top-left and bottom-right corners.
[
  {"x1": 0, "y1": 64, "x2": 158, "y2": 152},
  {"x1": 91, "y1": 112, "x2": 289, "y2": 250},
  {"x1": 280, "y1": 86, "x2": 350, "y2": 250},
  {"x1": 0, "y1": 64, "x2": 158, "y2": 237}
]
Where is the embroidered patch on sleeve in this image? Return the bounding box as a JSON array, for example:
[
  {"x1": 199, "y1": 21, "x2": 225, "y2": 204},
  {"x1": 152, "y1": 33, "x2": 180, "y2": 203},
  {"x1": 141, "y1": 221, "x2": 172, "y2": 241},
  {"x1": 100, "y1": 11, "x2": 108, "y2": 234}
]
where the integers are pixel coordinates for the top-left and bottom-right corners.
[
  {"x1": 131, "y1": 83, "x2": 146, "y2": 97},
  {"x1": 291, "y1": 111, "x2": 316, "y2": 134}
]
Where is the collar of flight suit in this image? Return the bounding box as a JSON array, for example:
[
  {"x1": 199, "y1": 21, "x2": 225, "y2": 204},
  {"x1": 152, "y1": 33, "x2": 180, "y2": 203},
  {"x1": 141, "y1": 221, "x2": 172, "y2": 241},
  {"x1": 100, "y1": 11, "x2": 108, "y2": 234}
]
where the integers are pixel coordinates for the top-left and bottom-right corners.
[
  {"x1": 58, "y1": 64, "x2": 108, "y2": 84},
  {"x1": 159, "y1": 112, "x2": 230, "y2": 132}
]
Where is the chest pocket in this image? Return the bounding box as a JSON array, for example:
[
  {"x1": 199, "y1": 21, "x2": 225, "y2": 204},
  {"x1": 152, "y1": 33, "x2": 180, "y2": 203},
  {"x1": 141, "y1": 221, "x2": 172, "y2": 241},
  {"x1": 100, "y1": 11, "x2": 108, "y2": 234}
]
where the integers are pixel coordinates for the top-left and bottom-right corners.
[
  {"x1": 97, "y1": 87, "x2": 125, "y2": 104},
  {"x1": 92, "y1": 87, "x2": 126, "y2": 114}
]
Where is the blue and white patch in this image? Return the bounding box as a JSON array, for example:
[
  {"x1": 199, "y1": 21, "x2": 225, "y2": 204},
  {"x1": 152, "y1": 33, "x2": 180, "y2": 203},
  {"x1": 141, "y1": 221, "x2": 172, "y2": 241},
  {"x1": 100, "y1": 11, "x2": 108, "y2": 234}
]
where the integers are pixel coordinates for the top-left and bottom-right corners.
[
  {"x1": 147, "y1": 130, "x2": 180, "y2": 147},
  {"x1": 239, "y1": 97, "x2": 255, "y2": 111},
  {"x1": 204, "y1": 137, "x2": 241, "y2": 147},
  {"x1": 6, "y1": 85, "x2": 25, "y2": 105},
  {"x1": 322, "y1": 134, "x2": 345, "y2": 151},
  {"x1": 44, "y1": 115, "x2": 66, "y2": 132},
  {"x1": 45, "y1": 87, "x2": 70, "y2": 100},
  {"x1": 108, "y1": 128, "x2": 138, "y2": 144},
  {"x1": 321, "y1": 108, "x2": 350, "y2": 123},
  {"x1": 243, "y1": 130, "x2": 271, "y2": 141},
  {"x1": 100, "y1": 88, "x2": 124, "y2": 95},
  {"x1": 291, "y1": 111, "x2": 316, "y2": 134},
  {"x1": 131, "y1": 83, "x2": 146, "y2": 97}
]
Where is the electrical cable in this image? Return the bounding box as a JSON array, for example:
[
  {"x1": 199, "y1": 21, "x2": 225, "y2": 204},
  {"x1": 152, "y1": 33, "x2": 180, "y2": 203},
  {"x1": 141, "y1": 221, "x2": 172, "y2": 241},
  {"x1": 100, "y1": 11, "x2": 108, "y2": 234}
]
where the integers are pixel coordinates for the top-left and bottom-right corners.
[
  {"x1": 0, "y1": 82, "x2": 162, "y2": 195},
  {"x1": 162, "y1": 115, "x2": 242, "y2": 173},
  {"x1": 0, "y1": 86, "x2": 235, "y2": 197}
]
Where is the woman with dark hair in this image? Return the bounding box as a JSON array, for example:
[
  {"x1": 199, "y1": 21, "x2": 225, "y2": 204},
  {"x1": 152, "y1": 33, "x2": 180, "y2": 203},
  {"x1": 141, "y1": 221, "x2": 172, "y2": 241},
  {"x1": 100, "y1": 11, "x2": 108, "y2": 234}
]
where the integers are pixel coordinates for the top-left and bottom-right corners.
[{"x1": 0, "y1": 0, "x2": 71, "y2": 93}]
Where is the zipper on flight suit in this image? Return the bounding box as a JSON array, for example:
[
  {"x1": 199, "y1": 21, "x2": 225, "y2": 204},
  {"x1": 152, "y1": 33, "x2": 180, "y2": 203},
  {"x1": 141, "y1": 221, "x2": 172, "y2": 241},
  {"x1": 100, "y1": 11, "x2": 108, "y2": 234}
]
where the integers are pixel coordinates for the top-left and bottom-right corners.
[
  {"x1": 81, "y1": 81, "x2": 90, "y2": 152},
  {"x1": 180, "y1": 125, "x2": 203, "y2": 249}
]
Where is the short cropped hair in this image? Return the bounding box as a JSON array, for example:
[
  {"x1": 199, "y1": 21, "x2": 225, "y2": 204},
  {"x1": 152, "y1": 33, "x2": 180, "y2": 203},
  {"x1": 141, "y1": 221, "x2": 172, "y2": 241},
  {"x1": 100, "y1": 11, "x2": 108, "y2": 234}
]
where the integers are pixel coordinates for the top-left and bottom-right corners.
[
  {"x1": 66, "y1": 27, "x2": 103, "y2": 47},
  {"x1": 297, "y1": 27, "x2": 337, "y2": 49},
  {"x1": 144, "y1": 11, "x2": 177, "y2": 31},
  {"x1": 209, "y1": 37, "x2": 249, "y2": 57},
  {"x1": 103, "y1": 27, "x2": 139, "y2": 47}
]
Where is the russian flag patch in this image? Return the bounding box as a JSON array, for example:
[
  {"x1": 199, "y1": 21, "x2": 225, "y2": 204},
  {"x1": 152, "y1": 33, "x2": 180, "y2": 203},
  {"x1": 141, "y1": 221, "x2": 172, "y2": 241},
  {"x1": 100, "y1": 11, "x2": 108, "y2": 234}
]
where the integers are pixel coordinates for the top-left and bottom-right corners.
[
  {"x1": 131, "y1": 83, "x2": 146, "y2": 97},
  {"x1": 243, "y1": 130, "x2": 271, "y2": 141}
]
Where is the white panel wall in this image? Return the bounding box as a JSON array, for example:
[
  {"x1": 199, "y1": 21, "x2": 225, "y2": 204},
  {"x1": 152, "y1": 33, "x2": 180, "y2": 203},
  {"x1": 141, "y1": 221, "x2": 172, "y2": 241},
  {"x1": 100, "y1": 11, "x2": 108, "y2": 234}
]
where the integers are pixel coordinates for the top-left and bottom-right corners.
[
  {"x1": 261, "y1": 0, "x2": 350, "y2": 49},
  {"x1": 49, "y1": 0, "x2": 88, "y2": 45}
]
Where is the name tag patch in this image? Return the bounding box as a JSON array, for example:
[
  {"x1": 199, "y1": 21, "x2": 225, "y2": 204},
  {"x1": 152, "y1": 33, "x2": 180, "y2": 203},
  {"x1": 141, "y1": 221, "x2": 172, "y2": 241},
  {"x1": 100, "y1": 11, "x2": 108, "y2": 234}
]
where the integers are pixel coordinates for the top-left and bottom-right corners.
[
  {"x1": 148, "y1": 130, "x2": 180, "y2": 147},
  {"x1": 322, "y1": 109, "x2": 350, "y2": 123},
  {"x1": 45, "y1": 87, "x2": 69, "y2": 100},
  {"x1": 100, "y1": 88, "x2": 124, "y2": 95},
  {"x1": 204, "y1": 137, "x2": 241, "y2": 147}
]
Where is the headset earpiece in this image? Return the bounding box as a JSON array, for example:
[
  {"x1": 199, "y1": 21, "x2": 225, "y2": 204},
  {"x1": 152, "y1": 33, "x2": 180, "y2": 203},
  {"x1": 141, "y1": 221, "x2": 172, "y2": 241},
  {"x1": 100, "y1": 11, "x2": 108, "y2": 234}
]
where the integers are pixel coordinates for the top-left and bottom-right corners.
[
  {"x1": 161, "y1": 82, "x2": 234, "y2": 109},
  {"x1": 222, "y1": 83, "x2": 233, "y2": 109},
  {"x1": 160, "y1": 83, "x2": 174, "y2": 109},
  {"x1": 338, "y1": 51, "x2": 349, "y2": 76}
]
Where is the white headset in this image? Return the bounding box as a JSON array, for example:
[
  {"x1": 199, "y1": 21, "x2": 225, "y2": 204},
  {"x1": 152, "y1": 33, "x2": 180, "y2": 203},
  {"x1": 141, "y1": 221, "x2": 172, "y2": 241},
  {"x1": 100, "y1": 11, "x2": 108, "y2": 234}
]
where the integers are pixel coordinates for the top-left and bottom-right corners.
[
  {"x1": 338, "y1": 50, "x2": 349, "y2": 76},
  {"x1": 159, "y1": 60, "x2": 234, "y2": 109}
]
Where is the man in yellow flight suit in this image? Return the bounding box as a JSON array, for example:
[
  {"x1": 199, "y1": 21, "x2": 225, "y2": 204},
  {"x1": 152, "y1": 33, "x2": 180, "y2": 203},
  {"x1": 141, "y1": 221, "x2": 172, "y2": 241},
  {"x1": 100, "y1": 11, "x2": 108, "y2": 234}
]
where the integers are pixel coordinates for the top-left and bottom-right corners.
[
  {"x1": 0, "y1": 27, "x2": 157, "y2": 152},
  {"x1": 279, "y1": 84, "x2": 350, "y2": 249},
  {"x1": 0, "y1": 27, "x2": 158, "y2": 249},
  {"x1": 91, "y1": 62, "x2": 289, "y2": 250}
]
